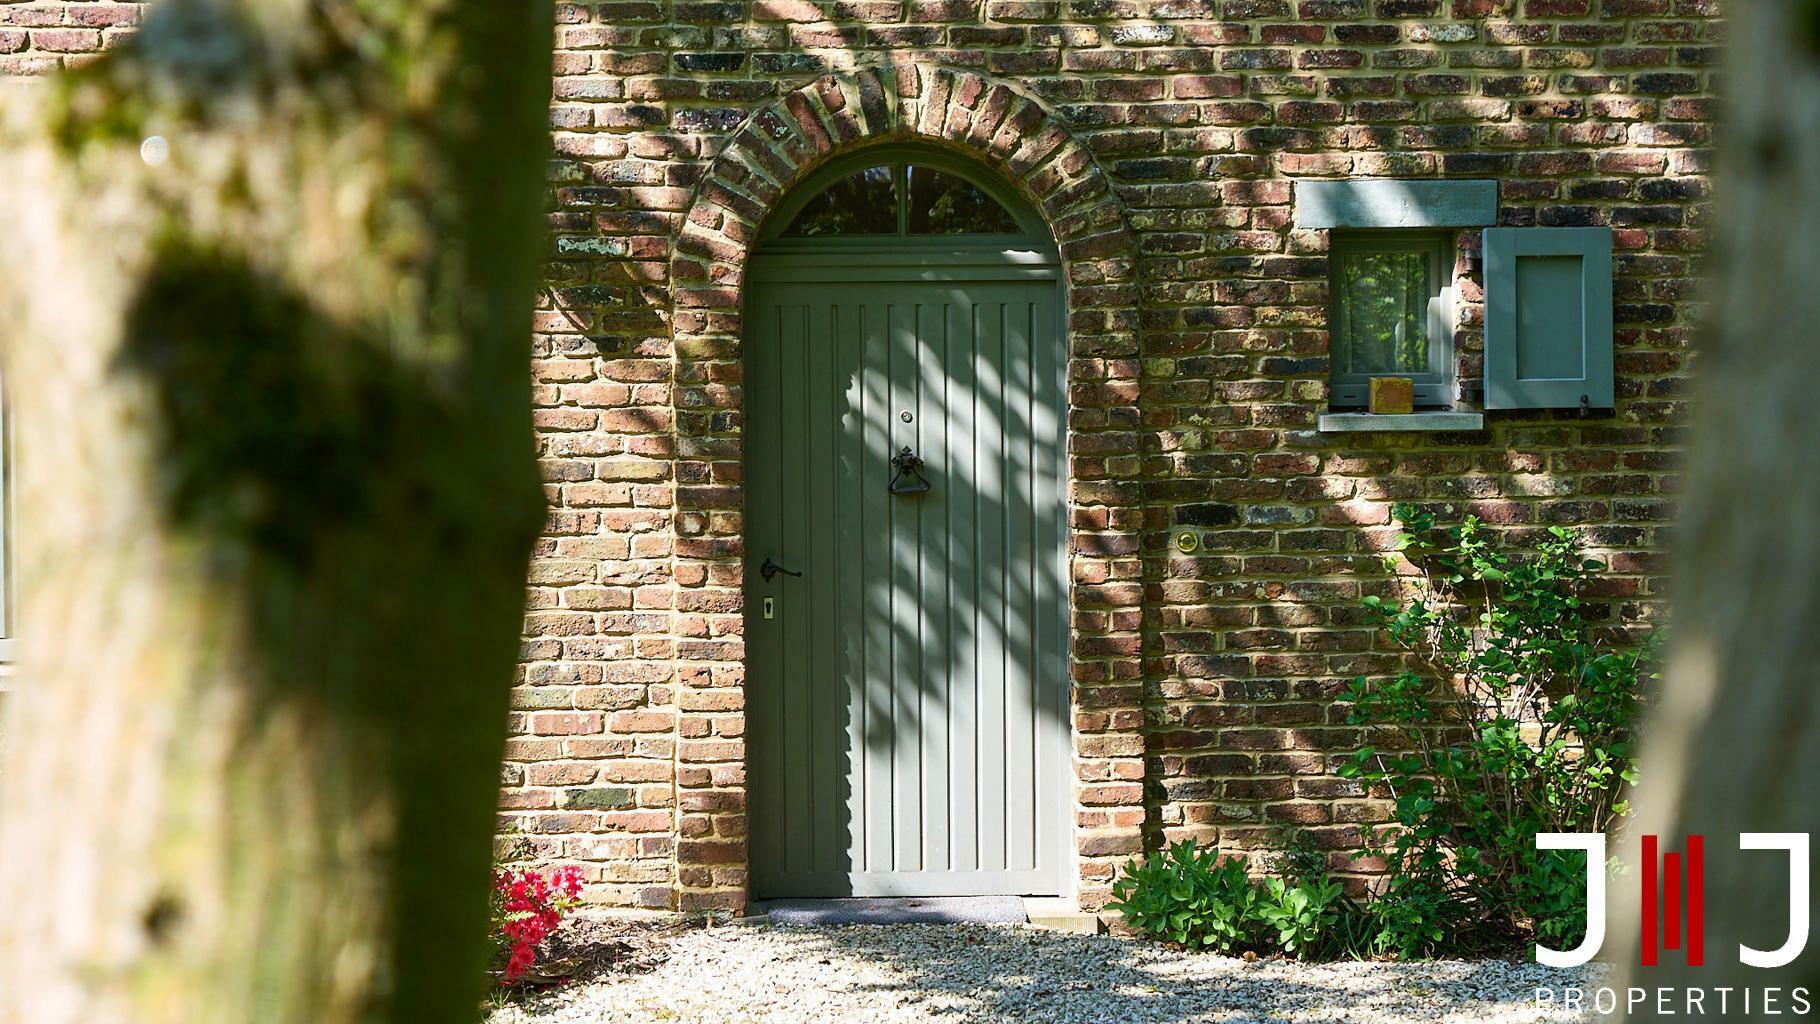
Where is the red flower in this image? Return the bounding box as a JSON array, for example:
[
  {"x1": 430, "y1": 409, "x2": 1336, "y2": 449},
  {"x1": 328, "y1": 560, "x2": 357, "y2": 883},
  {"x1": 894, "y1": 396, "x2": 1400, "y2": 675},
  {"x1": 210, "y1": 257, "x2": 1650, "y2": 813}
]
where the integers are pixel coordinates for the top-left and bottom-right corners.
[
  {"x1": 503, "y1": 942, "x2": 538, "y2": 983},
  {"x1": 490, "y1": 863, "x2": 586, "y2": 988}
]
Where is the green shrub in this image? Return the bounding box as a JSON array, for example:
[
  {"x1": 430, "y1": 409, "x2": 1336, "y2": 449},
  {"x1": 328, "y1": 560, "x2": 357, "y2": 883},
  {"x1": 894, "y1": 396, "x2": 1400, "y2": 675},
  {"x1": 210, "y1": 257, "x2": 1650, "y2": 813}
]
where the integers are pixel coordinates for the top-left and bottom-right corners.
[
  {"x1": 1108, "y1": 840, "x2": 1263, "y2": 952},
  {"x1": 1337, "y1": 504, "x2": 1654, "y2": 956},
  {"x1": 1107, "y1": 837, "x2": 1358, "y2": 958},
  {"x1": 1259, "y1": 875, "x2": 1346, "y2": 956},
  {"x1": 1109, "y1": 511, "x2": 1651, "y2": 962},
  {"x1": 1364, "y1": 868, "x2": 1463, "y2": 959},
  {"x1": 1263, "y1": 829, "x2": 1375, "y2": 960}
]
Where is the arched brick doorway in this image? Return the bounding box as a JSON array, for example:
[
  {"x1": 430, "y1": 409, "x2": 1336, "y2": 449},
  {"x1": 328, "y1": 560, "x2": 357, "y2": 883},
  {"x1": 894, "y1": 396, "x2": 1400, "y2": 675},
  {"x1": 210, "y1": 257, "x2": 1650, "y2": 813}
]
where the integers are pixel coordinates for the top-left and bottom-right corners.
[{"x1": 667, "y1": 64, "x2": 1143, "y2": 913}]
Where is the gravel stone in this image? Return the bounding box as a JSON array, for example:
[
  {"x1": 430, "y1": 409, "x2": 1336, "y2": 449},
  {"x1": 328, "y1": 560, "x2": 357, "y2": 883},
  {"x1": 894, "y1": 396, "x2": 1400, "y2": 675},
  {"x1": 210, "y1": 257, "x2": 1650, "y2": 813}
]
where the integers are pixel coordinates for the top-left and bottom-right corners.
[{"x1": 487, "y1": 922, "x2": 1595, "y2": 1024}]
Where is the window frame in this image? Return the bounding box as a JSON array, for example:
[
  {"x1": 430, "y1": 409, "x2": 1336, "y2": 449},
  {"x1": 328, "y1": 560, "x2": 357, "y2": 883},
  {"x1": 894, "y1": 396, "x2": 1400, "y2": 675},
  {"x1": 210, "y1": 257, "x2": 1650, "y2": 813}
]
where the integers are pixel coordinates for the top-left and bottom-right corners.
[
  {"x1": 1326, "y1": 229, "x2": 1456, "y2": 409},
  {"x1": 758, "y1": 146, "x2": 1051, "y2": 252}
]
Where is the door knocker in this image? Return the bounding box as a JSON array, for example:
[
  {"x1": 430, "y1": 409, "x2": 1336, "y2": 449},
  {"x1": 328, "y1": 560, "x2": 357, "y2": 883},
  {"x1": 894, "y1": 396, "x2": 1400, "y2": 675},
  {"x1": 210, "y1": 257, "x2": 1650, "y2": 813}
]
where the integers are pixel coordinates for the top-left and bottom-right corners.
[{"x1": 888, "y1": 445, "x2": 931, "y2": 495}]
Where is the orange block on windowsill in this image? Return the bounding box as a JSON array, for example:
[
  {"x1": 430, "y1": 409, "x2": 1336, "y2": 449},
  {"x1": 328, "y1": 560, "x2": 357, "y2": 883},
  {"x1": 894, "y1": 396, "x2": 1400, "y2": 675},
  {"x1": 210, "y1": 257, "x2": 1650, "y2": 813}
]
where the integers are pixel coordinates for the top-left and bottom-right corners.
[{"x1": 1369, "y1": 377, "x2": 1415, "y2": 415}]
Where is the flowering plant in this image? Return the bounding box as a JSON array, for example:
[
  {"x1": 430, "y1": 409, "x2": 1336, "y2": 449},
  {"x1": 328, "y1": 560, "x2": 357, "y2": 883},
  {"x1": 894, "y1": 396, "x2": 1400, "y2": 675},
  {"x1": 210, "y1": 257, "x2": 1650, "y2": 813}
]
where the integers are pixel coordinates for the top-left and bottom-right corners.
[{"x1": 489, "y1": 863, "x2": 585, "y2": 985}]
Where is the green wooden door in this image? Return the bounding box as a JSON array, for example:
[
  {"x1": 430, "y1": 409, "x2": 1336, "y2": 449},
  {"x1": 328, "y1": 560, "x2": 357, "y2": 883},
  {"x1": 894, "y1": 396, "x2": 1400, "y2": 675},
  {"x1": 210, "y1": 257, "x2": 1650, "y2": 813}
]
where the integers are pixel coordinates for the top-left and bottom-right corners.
[{"x1": 744, "y1": 271, "x2": 1069, "y2": 898}]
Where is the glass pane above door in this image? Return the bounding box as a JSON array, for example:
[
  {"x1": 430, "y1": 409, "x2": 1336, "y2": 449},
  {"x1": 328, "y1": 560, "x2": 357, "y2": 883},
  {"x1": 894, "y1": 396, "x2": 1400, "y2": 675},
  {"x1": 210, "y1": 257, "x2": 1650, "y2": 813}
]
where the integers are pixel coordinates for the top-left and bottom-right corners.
[
  {"x1": 780, "y1": 165, "x2": 899, "y2": 237},
  {"x1": 906, "y1": 166, "x2": 1020, "y2": 234},
  {"x1": 776, "y1": 162, "x2": 1027, "y2": 239}
]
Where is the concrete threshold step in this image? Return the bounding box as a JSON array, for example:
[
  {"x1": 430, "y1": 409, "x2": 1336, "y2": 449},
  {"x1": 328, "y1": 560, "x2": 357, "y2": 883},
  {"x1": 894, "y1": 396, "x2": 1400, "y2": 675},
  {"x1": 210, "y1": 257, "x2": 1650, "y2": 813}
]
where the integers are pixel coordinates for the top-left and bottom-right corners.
[{"x1": 747, "y1": 896, "x2": 1104, "y2": 932}]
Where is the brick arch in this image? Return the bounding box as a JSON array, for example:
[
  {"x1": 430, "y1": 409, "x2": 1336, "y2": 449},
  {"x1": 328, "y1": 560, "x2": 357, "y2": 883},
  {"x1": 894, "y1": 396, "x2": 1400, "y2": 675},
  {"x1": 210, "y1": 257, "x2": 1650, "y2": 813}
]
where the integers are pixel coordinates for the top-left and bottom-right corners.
[
  {"x1": 665, "y1": 63, "x2": 1146, "y2": 915},
  {"x1": 670, "y1": 63, "x2": 1137, "y2": 304}
]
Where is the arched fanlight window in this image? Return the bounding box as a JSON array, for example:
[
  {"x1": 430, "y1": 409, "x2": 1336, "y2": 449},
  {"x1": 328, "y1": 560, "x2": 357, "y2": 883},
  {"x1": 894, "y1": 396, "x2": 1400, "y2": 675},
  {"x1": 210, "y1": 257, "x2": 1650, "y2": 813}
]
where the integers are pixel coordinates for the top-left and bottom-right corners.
[{"x1": 779, "y1": 161, "x2": 1024, "y2": 238}]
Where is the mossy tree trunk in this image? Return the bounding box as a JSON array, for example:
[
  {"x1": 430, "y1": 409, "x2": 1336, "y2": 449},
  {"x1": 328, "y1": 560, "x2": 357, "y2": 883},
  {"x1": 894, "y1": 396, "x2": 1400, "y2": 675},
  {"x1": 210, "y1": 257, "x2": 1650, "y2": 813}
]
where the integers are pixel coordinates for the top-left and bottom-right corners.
[
  {"x1": 0, "y1": 2, "x2": 552, "y2": 1022},
  {"x1": 1614, "y1": 0, "x2": 1820, "y2": 1004}
]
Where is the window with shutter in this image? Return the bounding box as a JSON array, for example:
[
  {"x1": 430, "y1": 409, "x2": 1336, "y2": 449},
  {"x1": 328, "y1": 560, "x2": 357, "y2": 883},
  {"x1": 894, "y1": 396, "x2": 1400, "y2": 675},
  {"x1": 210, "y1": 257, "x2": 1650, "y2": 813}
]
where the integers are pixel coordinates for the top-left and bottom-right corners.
[
  {"x1": 1483, "y1": 226, "x2": 1614, "y2": 411},
  {"x1": 1298, "y1": 179, "x2": 1497, "y2": 417}
]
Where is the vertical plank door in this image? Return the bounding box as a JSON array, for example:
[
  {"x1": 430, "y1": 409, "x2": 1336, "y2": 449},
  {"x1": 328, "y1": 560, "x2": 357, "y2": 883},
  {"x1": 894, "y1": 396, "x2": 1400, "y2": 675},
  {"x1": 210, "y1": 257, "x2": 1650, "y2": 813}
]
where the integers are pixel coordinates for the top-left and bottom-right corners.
[{"x1": 744, "y1": 278, "x2": 1069, "y2": 897}]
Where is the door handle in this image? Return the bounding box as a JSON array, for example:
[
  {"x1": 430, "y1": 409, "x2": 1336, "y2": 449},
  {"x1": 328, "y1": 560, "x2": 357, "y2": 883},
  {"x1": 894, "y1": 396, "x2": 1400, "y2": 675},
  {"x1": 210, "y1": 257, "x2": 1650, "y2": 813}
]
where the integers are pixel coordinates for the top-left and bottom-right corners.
[{"x1": 759, "y1": 557, "x2": 802, "y2": 583}]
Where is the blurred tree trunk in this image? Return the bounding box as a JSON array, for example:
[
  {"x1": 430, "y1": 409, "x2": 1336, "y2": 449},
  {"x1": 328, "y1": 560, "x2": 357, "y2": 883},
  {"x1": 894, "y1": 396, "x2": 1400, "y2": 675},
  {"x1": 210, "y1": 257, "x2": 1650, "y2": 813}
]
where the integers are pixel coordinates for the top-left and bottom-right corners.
[
  {"x1": 1615, "y1": 0, "x2": 1820, "y2": 1005},
  {"x1": 0, "y1": 3, "x2": 551, "y2": 1023}
]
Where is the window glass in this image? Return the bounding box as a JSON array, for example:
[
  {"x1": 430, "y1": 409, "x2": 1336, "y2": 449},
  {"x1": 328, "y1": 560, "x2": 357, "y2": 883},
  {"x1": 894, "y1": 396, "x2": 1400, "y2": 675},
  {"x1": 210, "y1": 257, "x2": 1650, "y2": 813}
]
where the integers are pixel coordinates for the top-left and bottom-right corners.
[
  {"x1": 779, "y1": 166, "x2": 898, "y2": 237},
  {"x1": 906, "y1": 166, "x2": 1020, "y2": 234},
  {"x1": 1327, "y1": 231, "x2": 1453, "y2": 409},
  {"x1": 1334, "y1": 249, "x2": 1431, "y2": 375}
]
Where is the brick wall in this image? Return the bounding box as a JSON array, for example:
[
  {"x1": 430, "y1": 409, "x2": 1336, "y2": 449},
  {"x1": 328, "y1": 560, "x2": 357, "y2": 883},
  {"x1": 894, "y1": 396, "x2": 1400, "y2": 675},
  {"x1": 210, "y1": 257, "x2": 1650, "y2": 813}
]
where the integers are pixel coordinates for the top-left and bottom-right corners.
[
  {"x1": 5, "y1": 0, "x2": 1711, "y2": 914},
  {"x1": 0, "y1": 2, "x2": 137, "y2": 72}
]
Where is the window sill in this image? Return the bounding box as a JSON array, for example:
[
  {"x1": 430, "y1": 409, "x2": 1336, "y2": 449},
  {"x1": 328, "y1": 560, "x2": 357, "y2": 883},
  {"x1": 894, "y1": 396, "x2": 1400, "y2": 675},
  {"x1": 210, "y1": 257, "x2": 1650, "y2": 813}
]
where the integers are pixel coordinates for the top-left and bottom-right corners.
[{"x1": 1318, "y1": 411, "x2": 1485, "y2": 433}]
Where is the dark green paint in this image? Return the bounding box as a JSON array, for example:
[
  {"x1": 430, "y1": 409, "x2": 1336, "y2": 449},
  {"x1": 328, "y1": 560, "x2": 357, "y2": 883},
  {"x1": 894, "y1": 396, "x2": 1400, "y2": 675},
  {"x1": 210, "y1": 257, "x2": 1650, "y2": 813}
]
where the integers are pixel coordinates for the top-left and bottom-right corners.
[{"x1": 1483, "y1": 226, "x2": 1614, "y2": 410}]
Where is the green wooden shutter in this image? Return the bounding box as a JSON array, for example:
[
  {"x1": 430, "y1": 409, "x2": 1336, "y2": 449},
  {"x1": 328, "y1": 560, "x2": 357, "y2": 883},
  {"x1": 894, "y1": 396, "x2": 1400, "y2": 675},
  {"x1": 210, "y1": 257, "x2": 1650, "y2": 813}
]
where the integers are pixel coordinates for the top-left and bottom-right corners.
[{"x1": 1483, "y1": 226, "x2": 1614, "y2": 410}]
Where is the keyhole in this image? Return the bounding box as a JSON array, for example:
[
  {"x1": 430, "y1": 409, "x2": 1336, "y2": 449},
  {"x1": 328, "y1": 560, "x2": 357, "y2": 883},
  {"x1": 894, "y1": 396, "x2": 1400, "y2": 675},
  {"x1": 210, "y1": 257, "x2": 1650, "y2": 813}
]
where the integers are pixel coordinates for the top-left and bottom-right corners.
[{"x1": 899, "y1": 410, "x2": 913, "y2": 423}]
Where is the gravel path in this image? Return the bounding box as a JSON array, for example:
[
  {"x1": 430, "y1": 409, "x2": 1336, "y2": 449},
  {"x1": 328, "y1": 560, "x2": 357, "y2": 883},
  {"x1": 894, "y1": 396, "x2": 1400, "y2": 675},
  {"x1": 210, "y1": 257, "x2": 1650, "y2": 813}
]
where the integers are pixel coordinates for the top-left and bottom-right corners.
[{"x1": 488, "y1": 922, "x2": 1595, "y2": 1024}]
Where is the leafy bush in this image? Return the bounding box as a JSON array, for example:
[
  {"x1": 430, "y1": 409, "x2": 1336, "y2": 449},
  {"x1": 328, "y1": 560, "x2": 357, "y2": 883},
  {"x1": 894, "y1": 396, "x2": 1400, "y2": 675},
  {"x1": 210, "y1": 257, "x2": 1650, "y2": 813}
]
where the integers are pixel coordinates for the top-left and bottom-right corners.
[
  {"x1": 1108, "y1": 840, "x2": 1262, "y2": 951},
  {"x1": 1108, "y1": 838, "x2": 1354, "y2": 958},
  {"x1": 1107, "y1": 511, "x2": 1650, "y2": 962},
  {"x1": 1337, "y1": 504, "x2": 1653, "y2": 956},
  {"x1": 1259, "y1": 875, "x2": 1346, "y2": 955},
  {"x1": 1365, "y1": 867, "x2": 1465, "y2": 959}
]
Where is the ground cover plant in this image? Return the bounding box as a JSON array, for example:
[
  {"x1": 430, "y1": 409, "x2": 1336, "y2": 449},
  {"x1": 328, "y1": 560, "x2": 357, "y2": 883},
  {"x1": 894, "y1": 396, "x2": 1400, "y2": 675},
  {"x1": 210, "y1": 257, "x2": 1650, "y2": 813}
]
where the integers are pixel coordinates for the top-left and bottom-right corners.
[
  {"x1": 1106, "y1": 834, "x2": 1366, "y2": 959},
  {"x1": 1111, "y1": 507, "x2": 1653, "y2": 959}
]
